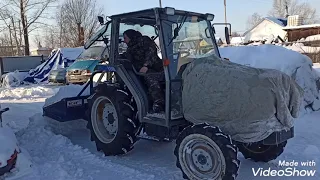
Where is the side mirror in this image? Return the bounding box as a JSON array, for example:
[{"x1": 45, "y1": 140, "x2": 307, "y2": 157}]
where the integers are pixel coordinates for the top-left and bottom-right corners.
[
  {"x1": 98, "y1": 16, "x2": 104, "y2": 25},
  {"x1": 225, "y1": 27, "x2": 230, "y2": 45},
  {"x1": 212, "y1": 23, "x2": 232, "y2": 45}
]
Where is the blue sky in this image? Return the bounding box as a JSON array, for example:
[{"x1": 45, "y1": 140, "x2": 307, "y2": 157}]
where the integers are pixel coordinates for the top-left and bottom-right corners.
[
  {"x1": 96, "y1": 0, "x2": 320, "y2": 36},
  {"x1": 29, "y1": 0, "x2": 320, "y2": 48}
]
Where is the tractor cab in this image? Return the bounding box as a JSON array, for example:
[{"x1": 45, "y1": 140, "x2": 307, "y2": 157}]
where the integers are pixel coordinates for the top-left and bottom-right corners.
[{"x1": 84, "y1": 7, "x2": 222, "y2": 128}]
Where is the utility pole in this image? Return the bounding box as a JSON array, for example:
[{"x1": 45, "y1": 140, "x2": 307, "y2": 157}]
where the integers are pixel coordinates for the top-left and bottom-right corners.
[
  {"x1": 285, "y1": 0, "x2": 289, "y2": 18},
  {"x1": 59, "y1": 7, "x2": 62, "y2": 47},
  {"x1": 224, "y1": 0, "x2": 227, "y2": 24},
  {"x1": 159, "y1": 0, "x2": 162, "y2": 8}
]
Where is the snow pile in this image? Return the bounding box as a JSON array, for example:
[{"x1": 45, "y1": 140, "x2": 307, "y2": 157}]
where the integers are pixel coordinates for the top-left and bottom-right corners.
[
  {"x1": 24, "y1": 47, "x2": 84, "y2": 84},
  {"x1": 11, "y1": 113, "x2": 156, "y2": 180},
  {"x1": 4, "y1": 149, "x2": 33, "y2": 180},
  {"x1": 44, "y1": 84, "x2": 90, "y2": 107},
  {"x1": 286, "y1": 43, "x2": 320, "y2": 54},
  {"x1": 230, "y1": 37, "x2": 244, "y2": 45},
  {"x1": 314, "y1": 63, "x2": 320, "y2": 75},
  {"x1": 0, "y1": 126, "x2": 19, "y2": 168},
  {"x1": 0, "y1": 85, "x2": 59, "y2": 100},
  {"x1": 1, "y1": 71, "x2": 30, "y2": 88},
  {"x1": 305, "y1": 34, "x2": 320, "y2": 42},
  {"x1": 219, "y1": 45, "x2": 320, "y2": 110},
  {"x1": 0, "y1": 126, "x2": 32, "y2": 179}
]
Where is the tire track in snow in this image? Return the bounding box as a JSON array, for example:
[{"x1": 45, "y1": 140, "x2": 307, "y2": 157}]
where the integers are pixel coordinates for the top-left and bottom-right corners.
[{"x1": 15, "y1": 113, "x2": 155, "y2": 180}]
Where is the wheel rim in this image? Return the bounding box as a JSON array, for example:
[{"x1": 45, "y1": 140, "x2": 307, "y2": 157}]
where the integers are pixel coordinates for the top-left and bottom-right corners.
[
  {"x1": 91, "y1": 96, "x2": 118, "y2": 144},
  {"x1": 179, "y1": 134, "x2": 226, "y2": 180}
]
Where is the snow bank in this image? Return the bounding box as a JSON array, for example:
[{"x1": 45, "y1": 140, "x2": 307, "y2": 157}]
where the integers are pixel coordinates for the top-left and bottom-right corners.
[
  {"x1": 0, "y1": 85, "x2": 58, "y2": 100},
  {"x1": 219, "y1": 45, "x2": 320, "y2": 109},
  {"x1": 314, "y1": 63, "x2": 320, "y2": 76},
  {"x1": 0, "y1": 127, "x2": 19, "y2": 168},
  {"x1": 1, "y1": 71, "x2": 30, "y2": 88},
  {"x1": 230, "y1": 37, "x2": 244, "y2": 45},
  {"x1": 286, "y1": 43, "x2": 320, "y2": 54},
  {"x1": 13, "y1": 113, "x2": 156, "y2": 180},
  {"x1": 44, "y1": 84, "x2": 90, "y2": 107},
  {"x1": 305, "y1": 34, "x2": 320, "y2": 42}
]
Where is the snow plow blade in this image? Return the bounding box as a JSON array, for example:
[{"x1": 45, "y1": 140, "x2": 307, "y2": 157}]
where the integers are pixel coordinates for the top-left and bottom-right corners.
[
  {"x1": 42, "y1": 70, "x2": 112, "y2": 122},
  {"x1": 43, "y1": 96, "x2": 90, "y2": 122}
]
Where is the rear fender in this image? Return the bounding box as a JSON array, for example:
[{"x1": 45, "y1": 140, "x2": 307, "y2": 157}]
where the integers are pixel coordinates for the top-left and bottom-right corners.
[
  {"x1": 91, "y1": 64, "x2": 149, "y2": 122},
  {"x1": 114, "y1": 65, "x2": 149, "y2": 121}
]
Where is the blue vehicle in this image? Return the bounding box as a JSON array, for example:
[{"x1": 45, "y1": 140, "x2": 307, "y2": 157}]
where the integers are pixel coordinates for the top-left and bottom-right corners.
[
  {"x1": 66, "y1": 45, "x2": 109, "y2": 84},
  {"x1": 43, "y1": 7, "x2": 295, "y2": 180}
]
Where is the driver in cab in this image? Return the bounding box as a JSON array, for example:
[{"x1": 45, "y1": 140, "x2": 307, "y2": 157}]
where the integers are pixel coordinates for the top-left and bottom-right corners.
[{"x1": 122, "y1": 29, "x2": 165, "y2": 113}]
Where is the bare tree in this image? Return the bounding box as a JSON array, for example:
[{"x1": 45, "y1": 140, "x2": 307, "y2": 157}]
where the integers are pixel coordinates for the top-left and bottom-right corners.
[
  {"x1": 246, "y1": 13, "x2": 263, "y2": 30},
  {"x1": 0, "y1": 0, "x2": 57, "y2": 55},
  {"x1": 57, "y1": 0, "x2": 103, "y2": 47},
  {"x1": 0, "y1": 8, "x2": 22, "y2": 55},
  {"x1": 268, "y1": 0, "x2": 319, "y2": 24},
  {"x1": 42, "y1": 26, "x2": 60, "y2": 48}
]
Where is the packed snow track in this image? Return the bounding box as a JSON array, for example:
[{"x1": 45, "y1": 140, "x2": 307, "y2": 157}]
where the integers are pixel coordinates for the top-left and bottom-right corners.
[{"x1": 1, "y1": 85, "x2": 320, "y2": 180}]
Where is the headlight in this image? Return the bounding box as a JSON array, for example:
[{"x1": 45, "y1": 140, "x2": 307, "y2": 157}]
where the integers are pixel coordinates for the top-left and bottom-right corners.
[
  {"x1": 206, "y1": 13, "x2": 215, "y2": 21},
  {"x1": 165, "y1": 7, "x2": 175, "y2": 15},
  {"x1": 81, "y1": 70, "x2": 91, "y2": 75}
]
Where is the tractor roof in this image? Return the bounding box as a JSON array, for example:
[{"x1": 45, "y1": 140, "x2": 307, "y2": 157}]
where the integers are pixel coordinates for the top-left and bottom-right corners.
[{"x1": 110, "y1": 7, "x2": 209, "y2": 20}]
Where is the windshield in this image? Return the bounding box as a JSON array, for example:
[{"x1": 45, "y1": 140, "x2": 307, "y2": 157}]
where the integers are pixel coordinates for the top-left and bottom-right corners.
[
  {"x1": 77, "y1": 46, "x2": 107, "y2": 60},
  {"x1": 161, "y1": 15, "x2": 218, "y2": 77},
  {"x1": 84, "y1": 23, "x2": 108, "y2": 49}
]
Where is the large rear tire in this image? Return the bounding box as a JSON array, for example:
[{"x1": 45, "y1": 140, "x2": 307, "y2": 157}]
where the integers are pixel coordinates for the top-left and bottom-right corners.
[
  {"x1": 237, "y1": 141, "x2": 287, "y2": 162},
  {"x1": 87, "y1": 83, "x2": 140, "y2": 156},
  {"x1": 174, "y1": 124, "x2": 240, "y2": 180}
]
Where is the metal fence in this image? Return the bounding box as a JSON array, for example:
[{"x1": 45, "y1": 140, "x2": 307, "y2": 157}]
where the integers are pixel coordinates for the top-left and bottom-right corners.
[{"x1": 0, "y1": 55, "x2": 44, "y2": 76}]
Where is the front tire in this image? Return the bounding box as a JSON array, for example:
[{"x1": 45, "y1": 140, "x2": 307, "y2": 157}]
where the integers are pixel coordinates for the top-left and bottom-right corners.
[
  {"x1": 174, "y1": 124, "x2": 240, "y2": 180},
  {"x1": 237, "y1": 141, "x2": 287, "y2": 162},
  {"x1": 87, "y1": 83, "x2": 139, "y2": 156}
]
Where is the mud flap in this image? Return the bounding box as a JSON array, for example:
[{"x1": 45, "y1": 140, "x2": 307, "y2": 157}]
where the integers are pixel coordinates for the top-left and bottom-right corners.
[{"x1": 262, "y1": 127, "x2": 294, "y2": 145}]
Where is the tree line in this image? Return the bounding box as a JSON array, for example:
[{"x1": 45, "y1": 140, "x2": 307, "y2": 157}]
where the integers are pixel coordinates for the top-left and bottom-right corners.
[
  {"x1": 0, "y1": 0, "x2": 102, "y2": 56},
  {"x1": 247, "y1": 0, "x2": 319, "y2": 30}
]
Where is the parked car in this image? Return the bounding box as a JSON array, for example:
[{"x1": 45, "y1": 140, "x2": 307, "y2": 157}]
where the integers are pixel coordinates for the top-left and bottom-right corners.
[
  {"x1": 48, "y1": 68, "x2": 67, "y2": 84},
  {"x1": 66, "y1": 45, "x2": 109, "y2": 84}
]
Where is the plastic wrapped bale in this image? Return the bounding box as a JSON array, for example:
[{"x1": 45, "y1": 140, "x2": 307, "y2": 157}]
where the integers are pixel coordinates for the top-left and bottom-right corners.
[{"x1": 181, "y1": 54, "x2": 304, "y2": 143}]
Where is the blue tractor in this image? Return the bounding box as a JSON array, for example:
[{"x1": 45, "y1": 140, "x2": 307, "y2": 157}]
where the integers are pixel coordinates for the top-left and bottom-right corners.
[{"x1": 43, "y1": 7, "x2": 294, "y2": 180}]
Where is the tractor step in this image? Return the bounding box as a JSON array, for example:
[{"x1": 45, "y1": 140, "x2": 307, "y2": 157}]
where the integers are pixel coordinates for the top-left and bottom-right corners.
[{"x1": 137, "y1": 133, "x2": 171, "y2": 142}]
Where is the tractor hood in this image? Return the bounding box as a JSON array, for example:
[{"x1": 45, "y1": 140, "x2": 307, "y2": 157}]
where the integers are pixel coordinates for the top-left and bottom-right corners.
[{"x1": 67, "y1": 60, "x2": 100, "y2": 71}]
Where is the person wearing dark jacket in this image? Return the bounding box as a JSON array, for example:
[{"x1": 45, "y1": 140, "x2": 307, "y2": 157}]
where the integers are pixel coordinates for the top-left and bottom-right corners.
[{"x1": 123, "y1": 29, "x2": 165, "y2": 113}]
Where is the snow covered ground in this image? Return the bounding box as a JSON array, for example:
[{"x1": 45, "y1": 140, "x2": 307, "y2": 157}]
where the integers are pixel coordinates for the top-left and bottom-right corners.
[{"x1": 0, "y1": 84, "x2": 320, "y2": 179}]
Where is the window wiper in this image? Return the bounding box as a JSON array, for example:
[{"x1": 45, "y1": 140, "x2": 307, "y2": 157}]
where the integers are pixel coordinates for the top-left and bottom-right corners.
[{"x1": 168, "y1": 13, "x2": 188, "y2": 46}]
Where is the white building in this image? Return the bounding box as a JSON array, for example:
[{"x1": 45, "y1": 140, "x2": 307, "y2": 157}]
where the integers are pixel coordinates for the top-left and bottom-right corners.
[
  {"x1": 230, "y1": 36, "x2": 245, "y2": 45},
  {"x1": 243, "y1": 17, "x2": 288, "y2": 43}
]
